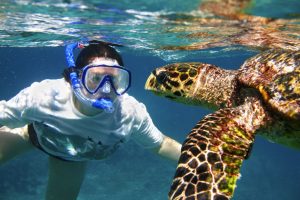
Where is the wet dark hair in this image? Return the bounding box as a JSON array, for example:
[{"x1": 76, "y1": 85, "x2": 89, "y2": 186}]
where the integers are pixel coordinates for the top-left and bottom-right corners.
[{"x1": 63, "y1": 40, "x2": 124, "y2": 82}]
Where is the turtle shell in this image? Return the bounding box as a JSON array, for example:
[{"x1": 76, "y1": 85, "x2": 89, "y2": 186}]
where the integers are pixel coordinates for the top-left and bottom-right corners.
[{"x1": 238, "y1": 50, "x2": 300, "y2": 120}]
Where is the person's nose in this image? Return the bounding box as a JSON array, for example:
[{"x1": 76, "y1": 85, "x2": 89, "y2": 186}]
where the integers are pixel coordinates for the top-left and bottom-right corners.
[{"x1": 101, "y1": 81, "x2": 111, "y2": 93}]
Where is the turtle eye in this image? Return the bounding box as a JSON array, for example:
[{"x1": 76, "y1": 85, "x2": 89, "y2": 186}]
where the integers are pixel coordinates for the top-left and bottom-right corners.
[{"x1": 156, "y1": 71, "x2": 168, "y2": 84}]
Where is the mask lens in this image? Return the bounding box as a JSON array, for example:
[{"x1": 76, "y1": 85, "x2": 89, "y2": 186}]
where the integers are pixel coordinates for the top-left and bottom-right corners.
[
  {"x1": 112, "y1": 68, "x2": 130, "y2": 94},
  {"x1": 84, "y1": 67, "x2": 105, "y2": 93}
]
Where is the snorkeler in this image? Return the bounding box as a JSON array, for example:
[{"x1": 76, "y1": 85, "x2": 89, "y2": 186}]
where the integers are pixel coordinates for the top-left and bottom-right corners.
[{"x1": 0, "y1": 40, "x2": 181, "y2": 200}]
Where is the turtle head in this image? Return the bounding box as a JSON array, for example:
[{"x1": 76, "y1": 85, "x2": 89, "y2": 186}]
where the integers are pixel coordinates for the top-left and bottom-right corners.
[
  {"x1": 145, "y1": 63, "x2": 199, "y2": 104},
  {"x1": 145, "y1": 62, "x2": 238, "y2": 109}
]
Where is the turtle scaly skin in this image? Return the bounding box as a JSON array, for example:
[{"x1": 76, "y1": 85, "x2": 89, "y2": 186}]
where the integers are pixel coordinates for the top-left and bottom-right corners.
[{"x1": 145, "y1": 50, "x2": 300, "y2": 200}]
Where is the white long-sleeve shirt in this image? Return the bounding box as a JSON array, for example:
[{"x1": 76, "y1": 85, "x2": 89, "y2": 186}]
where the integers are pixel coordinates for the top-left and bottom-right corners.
[{"x1": 0, "y1": 79, "x2": 163, "y2": 161}]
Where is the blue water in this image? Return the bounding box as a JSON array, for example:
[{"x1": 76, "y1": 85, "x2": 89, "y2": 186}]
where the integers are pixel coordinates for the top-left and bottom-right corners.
[{"x1": 0, "y1": 1, "x2": 300, "y2": 200}]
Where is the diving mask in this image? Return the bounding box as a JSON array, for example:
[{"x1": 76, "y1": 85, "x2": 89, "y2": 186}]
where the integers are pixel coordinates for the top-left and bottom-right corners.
[{"x1": 81, "y1": 64, "x2": 131, "y2": 96}]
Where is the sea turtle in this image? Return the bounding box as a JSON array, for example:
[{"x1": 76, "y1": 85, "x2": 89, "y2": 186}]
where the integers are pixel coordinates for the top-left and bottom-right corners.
[{"x1": 145, "y1": 50, "x2": 300, "y2": 200}]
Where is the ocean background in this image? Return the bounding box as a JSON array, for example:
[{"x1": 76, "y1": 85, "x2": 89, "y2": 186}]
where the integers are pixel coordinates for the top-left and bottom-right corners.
[{"x1": 0, "y1": 0, "x2": 300, "y2": 199}]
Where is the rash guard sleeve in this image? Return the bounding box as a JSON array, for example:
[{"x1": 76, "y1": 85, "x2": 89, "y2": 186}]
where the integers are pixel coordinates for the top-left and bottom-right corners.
[
  {"x1": 130, "y1": 101, "x2": 164, "y2": 149},
  {"x1": 0, "y1": 85, "x2": 36, "y2": 128}
]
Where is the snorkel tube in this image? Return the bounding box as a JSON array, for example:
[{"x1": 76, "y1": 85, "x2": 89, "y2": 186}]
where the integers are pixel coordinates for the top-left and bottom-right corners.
[{"x1": 65, "y1": 41, "x2": 114, "y2": 113}]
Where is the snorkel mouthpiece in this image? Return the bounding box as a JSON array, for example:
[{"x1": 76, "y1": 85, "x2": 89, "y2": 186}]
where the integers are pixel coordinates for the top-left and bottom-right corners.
[
  {"x1": 72, "y1": 84, "x2": 114, "y2": 113},
  {"x1": 65, "y1": 41, "x2": 115, "y2": 113},
  {"x1": 92, "y1": 98, "x2": 114, "y2": 113}
]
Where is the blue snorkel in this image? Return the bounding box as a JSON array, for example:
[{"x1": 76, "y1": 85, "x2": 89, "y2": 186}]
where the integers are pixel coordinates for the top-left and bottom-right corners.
[{"x1": 65, "y1": 41, "x2": 114, "y2": 113}]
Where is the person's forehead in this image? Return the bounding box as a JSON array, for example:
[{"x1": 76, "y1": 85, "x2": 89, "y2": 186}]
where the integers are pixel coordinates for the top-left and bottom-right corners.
[
  {"x1": 89, "y1": 57, "x2": 119, "y2": 66},
  {"x1": 88, "y1": 67, "x2": 117, "y2": 73}
]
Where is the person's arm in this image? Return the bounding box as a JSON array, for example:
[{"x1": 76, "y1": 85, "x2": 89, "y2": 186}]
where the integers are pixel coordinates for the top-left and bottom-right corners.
[
  {"x1": 0, "y1": 90, "x2": 31, "y2": 128},
  {"x1": 151, "y1": 135, "x2": 181, "y2": 162},
  {"x1": 129, "y1": 98, "x2": 182, "y2": 162}
]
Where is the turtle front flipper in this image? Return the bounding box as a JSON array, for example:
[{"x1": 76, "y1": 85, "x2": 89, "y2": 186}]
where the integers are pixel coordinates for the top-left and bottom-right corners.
[{"x1": 169, "y1": 98, "x2": 270, "y2": 200}]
